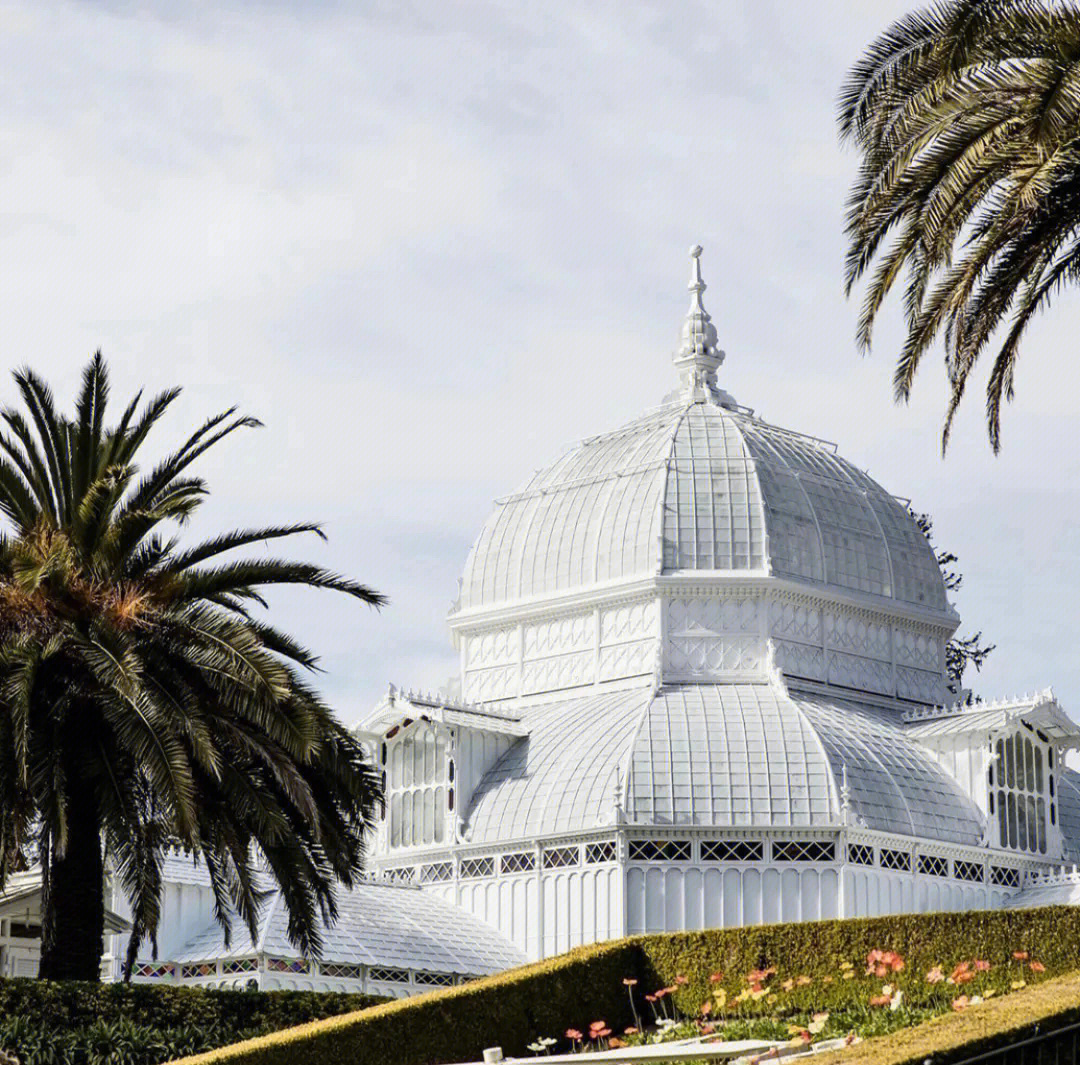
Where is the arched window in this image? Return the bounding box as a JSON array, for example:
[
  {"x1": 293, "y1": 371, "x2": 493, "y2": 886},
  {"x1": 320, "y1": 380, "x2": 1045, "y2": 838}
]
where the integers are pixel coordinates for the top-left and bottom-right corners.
[
  {"x1": 992, "y1": 728, "x2": 1052, "y2": 855},
  {"x1": 385, "y1": 722, "x2": 451, "y2": 849}
]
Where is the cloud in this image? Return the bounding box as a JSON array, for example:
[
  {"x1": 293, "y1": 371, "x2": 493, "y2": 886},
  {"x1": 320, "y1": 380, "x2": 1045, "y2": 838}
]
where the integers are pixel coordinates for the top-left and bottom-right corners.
[{"x1": 3, "y1": 0, "x2": 1079, "y2": 723}]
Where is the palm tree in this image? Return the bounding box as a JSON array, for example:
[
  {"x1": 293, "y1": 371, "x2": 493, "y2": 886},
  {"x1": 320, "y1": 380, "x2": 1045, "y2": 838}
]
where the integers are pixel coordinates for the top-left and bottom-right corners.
[
  {"x1": 840, "y1": 0, "x2": 1080, "y2": 450},
  {"x1": 0, "y1": 353, "x2": 385, "y2": 981}
]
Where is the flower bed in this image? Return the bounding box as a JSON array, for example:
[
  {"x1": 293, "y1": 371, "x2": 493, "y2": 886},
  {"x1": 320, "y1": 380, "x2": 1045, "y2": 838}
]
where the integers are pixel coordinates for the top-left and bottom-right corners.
[{"x1": 524, "y1": 945, "x2": 1052, "y2": 1060}]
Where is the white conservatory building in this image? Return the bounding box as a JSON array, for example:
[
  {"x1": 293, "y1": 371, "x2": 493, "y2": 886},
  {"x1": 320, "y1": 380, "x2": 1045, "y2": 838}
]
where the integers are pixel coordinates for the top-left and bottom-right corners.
[
  {"x1": 4, "y1": 245, "x2": 1080, "y2": 992},
  {"x1": 358, "y1": 246, "x2": 1080, "y2": 961}
]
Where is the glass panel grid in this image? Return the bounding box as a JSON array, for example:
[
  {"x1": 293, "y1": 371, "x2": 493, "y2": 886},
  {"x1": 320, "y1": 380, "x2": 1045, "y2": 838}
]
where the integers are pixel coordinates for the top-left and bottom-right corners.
[
  {"x1": 369, "y1": 966, "x2": 409, "y2": 983},
  {"x1": 954, "y1": 860, "x2": 984, "y2": 883},
  {"x1": 419, "y1": 862, "x2": 453, "y2": 883},
  {"x1": 990, "y1": 865, "x2": 1020, "y2": 888},
  {"x1": 415, "y1": 971, "x2": 455, "y2": 987}
]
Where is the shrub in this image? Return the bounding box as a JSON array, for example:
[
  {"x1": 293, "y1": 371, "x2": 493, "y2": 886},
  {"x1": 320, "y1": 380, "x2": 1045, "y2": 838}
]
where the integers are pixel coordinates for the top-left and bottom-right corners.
[
  {"x1": 166, "y1": 905, "x2": 1080, "y2": 1065},
  {"x1": 0, "y1": 981, "x2": 384, "y2": 1065}
]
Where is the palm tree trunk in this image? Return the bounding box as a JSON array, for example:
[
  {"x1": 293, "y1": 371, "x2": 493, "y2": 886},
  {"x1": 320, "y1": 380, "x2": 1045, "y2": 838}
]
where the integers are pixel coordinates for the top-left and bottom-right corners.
[{"x1": 38, "y1": 765, "x2": 104, "y2": 982}]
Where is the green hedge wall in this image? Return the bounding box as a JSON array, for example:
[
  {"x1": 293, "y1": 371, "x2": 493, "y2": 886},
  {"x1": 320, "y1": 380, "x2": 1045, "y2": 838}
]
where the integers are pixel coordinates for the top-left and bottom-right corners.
[
  {"x1": 169, "y1": 905, "x2": 1080, "y2": 1065},
  {"x1": 0, "y1": 980, "x2": 385, "y2": 1065}
]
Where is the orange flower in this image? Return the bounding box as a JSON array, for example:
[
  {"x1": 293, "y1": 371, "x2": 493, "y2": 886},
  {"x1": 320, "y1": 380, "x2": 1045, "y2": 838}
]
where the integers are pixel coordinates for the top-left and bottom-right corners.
[
  {"x1": 709, "y1": 972, "x2": 724, "y2": 983},
  {"x1": 589, "y1": 1020, "x2": 606, "y2": 1033},
  {"x1": 623, "y1": 1027, "x2": 638, "y2": 1035},
  {"x1": 700, "y1": 1001, "x2": 712, "y2": 1017},
  {"x1": 565, "y1": 1029, "x2": 582, "y2": 1041},
  {"x1": 869, "y1": 994, "x2": 891, "y2": 1007},
  {"x1": 700, "y1": 1023, "x2": 715, "y2": 1035},
  {"x1": 644, "y1": 994, "x2": 656, "y2": 1003},
  {"x1": 623, "y1": 978, "x2": 638, "y2": 986},
  {"x1": 595, "y1": 1028, "x2": 611, "y2": 1039},
  {"x1": 781, "y1": 978, "x2": 795, "y2": 992},
  {"x1": 675, "y1": 974, "x2": 689, "y2": 985},
  {"x1": 952, "y1": 995, "x2": 970, "y2": 1012},
  {"x1": 1013, "y1": 951, "x2": 1030, "y2": 961},
  {"x1": 608, "y1": 1038, "x2": 624, "y2": 1048},
  {"x1": 1031, "y1": 961, "x2": 1046, "y2": 973}
]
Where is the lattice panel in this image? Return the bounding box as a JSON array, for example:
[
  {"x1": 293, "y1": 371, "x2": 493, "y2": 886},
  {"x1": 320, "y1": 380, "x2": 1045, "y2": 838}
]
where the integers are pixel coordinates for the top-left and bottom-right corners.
[
  {"x1": 418, "y1": 861, "x2": 453, "y2": 883},
  {"x1": 542, "y1": 846, "x2": 580, "y2": 869},
  {"x1": 701, "y1": 839, "x2": 764, "y2": 862},
  {"x1": 769, "y1": 601, "x2": 822, "y2": 644},
  {"x1": 954, "y1": 860, "x2": 984, "y2": 883},
  {"x1": 500, "y1": 851, "x2": 535, "y2": 874},
  {"x1": 459, "y1": 856, "x2": 495, "y2": 879},
  {"x1": 771, "y1": 639, "x2": 826, "y2": 681},
  {"x1": 415, "y1": 971, "x2": 455, "y2": 987},
  {"x1": 266, "y1": 957, "x2": 310, "y2": 974},
  {"x1": 322, "y1": 963, "x2": 363, "y2": 979},
  {"x1": 990, "y1": 865, "x2": 1020, "y2": 888},
  {"x1": 846, "y1": 843, "x2": 874, "y2": 866},
  {"x1": 180, "y1": 962, "x2": 215, "y2": 978},
  {"x1": 917, "y1": 854, "x2": 949, "y2": 878},
  {"x1": 584, "y1": 841, "x2": 617, "y2": 864},
  {"x1": 369, "y1": 967, "x2": 409, "y2": 983},
  {"x1": 382, "y1": 866, "x2": 416, "y2": 883},
  {"x1": 222, "y1": 959, "x2": 257, "y2": 975},
  {"x1": 628, "y1": 840, "x2": 692, "y2": 861},
  {"x1": 880, "y1": 848, "x2": 911, "y2": 872},
  {"x1": 135, "y1": 962, "x2": 174, "y2": 979},
  {"x1": 772, "y1": 840, "x2": 835, "y2": 862}
]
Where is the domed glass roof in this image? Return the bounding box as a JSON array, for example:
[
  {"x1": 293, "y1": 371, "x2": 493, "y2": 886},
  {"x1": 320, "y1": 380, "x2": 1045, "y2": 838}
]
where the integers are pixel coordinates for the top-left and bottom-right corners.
[
  {"x1": 459, "y1": 398, "x2": 946, "y2": 615},
  {"x1": 462, "y1": 683, "x2": 984, "y2": 846}
]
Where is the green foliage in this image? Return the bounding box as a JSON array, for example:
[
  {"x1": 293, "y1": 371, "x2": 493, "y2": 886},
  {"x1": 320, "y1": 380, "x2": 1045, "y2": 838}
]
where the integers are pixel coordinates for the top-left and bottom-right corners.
[
  {"x1": 166, "y1": 905, "x2": 1080, "y2": 1065},
  {"x1": 0, "y1": 354, "x2": 385, "y2": 979},
  {"x1": 839, "y1": 0, "x2": 1080, "y2": 450},
  {"x1": 0, "y1": 980, "x2": 384, "y2": 1065}
]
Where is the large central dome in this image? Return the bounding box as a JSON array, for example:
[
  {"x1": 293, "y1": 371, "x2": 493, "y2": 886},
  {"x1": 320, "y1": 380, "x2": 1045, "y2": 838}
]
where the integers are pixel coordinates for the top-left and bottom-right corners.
[
  {"x1": 459, "y1": 399, "x2": 947, "y2": 614},
  {"x1": 449, "y1": 247, "x2": 957, "y2": 709},
  {"x1": 459, "y1": 245, "x2": 947, "y2": 618}
]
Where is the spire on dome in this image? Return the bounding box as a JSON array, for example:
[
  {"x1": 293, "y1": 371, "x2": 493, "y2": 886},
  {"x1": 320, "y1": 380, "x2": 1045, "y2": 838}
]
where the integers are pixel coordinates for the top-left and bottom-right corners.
[{"x1": 673, "y1": 244, "x2": 732, "y2": 406}]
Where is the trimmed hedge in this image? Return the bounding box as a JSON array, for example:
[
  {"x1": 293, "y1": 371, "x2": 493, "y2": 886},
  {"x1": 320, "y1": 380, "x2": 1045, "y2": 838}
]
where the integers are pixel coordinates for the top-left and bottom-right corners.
[
  {"x1": 813, "y1": 969, "x2": 1080, "y2": 1065},
  {"x1": 168, "y1": 905, "x2": 1080, "y2": 1065},
  {"x1": 0, "y1": 979, "x2": 383, "y2": 1033},
  {"x1": 0, "y1": 981, "x2": 385, "y2": 1065}
]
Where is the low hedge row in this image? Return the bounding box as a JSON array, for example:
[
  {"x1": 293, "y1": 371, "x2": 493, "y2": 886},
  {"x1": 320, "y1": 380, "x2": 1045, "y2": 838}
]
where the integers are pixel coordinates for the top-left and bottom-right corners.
[
  {"x1": 0, "y1": 981, "x2": 385, "y2": 1065},
  {"x1": 0, "y1": 979, "x2": 383, "y2": 1032},
  {"x1": 814, "y1": 969, "x2": 1080, "y2": 1065},
  {"x1": 169, "y1": 905, "x2": 1080, "y2": 1065}
]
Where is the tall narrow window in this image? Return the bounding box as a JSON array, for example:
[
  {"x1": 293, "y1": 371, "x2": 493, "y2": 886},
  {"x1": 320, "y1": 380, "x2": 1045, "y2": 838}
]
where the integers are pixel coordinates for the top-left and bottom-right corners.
[
  {"x1": 386, "y1": 723, "x2": 450, "y2": 848},
  {"x1": 993, "y1": 731, "x2": 1050, "y2": 855}
]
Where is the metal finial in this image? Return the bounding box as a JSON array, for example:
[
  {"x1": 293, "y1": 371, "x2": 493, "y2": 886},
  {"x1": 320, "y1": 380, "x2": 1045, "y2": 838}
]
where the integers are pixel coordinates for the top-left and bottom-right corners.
[{"x1": 673, "y1": 244, "x2": 728, "y2": 404}]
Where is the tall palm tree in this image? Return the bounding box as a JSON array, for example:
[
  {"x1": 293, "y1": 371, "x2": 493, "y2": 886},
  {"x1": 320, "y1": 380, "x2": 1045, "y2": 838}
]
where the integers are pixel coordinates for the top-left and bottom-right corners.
[
  {"x1": 0, "y1": 354, "x2": 385, "y2": 981},
  {"x1": 840, "y1": 0, "x2": 1080, "y2": 450}
]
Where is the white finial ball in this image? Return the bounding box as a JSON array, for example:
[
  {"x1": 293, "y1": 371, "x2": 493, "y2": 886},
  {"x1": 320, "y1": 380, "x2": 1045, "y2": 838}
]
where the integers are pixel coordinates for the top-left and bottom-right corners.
[{"x1": 690, "y1": 244, "x2": 703, "y2": 257}]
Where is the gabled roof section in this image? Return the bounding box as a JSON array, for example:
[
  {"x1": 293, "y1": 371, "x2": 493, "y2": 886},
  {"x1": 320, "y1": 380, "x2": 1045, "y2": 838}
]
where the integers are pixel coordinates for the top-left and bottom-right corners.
[
  {"x1": 357, "y1": 687, "x2": 528, "y2": 742},
  {"x1": 170, "y1": 879, "x2": 525, "y2": 975},
  {"x1": 904, "y1": 689, "x2": 1080, "y2": 745}
]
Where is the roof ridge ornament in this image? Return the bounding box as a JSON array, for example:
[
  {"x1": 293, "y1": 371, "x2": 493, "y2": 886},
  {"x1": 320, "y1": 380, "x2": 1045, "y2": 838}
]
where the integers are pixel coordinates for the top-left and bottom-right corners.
[{"x1": 673, "y1": 245, "x2": 734, "y2": 407}]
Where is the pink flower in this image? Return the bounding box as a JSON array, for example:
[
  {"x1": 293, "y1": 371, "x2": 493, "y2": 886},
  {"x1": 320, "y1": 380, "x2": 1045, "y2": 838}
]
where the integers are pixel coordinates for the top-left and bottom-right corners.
[
  {"x1": 952, "y1": 995, "x2": 970, "y2": 1012},
  {"x1": 926, "y1": 967, "x2": 945, "y2": 984},
  {"x1": 675, "y1": 974, "x2": 689, "y2": 985},
  {"x1": 974, "y1": 960, "x2": 991, "y2": 972},
  {"x1": 565, "y1": 1029, "x2": 582, "y2": 1041},
  {"x1": 869, "y1": 994, "x2": 891, "y2": 1007},
  {"x1": 595, "y1": 1028, "x2": 611, "y2": 1039},
  {"x1": 1013, "y1": 951, "x2": 1030, "y2": 961},
  {"x1": 589, "y1": 1020, "x2": 606, "y2": 1032},
  {"x1": 623, "y1": 1027, "x2": 638, "y2": 1035},
  {"x1": 1031, "y1": 961, "x2": 1046, "y2": 973},
  {"x1": 709, "y1": 972, "x2": 724, "y2": 983}
]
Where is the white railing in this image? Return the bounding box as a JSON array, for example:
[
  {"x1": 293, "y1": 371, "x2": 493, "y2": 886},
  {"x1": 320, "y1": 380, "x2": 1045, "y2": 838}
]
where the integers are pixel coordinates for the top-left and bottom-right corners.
[{"x1": 452, "y1": 1035, "x2": 858, "y2": 1065}]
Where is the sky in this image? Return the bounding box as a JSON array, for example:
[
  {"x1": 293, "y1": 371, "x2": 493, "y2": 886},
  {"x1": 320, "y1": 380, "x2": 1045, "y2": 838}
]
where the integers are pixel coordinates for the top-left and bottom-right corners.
[{"x1": 3, "y1": 0, "x2": 1080, "y2": 726}]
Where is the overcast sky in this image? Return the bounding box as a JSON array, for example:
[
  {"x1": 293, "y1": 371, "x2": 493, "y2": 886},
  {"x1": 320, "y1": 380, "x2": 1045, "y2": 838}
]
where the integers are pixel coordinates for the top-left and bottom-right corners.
[{"x1": 3, "y1": 0, "x2": 1079, "y2": 725}]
